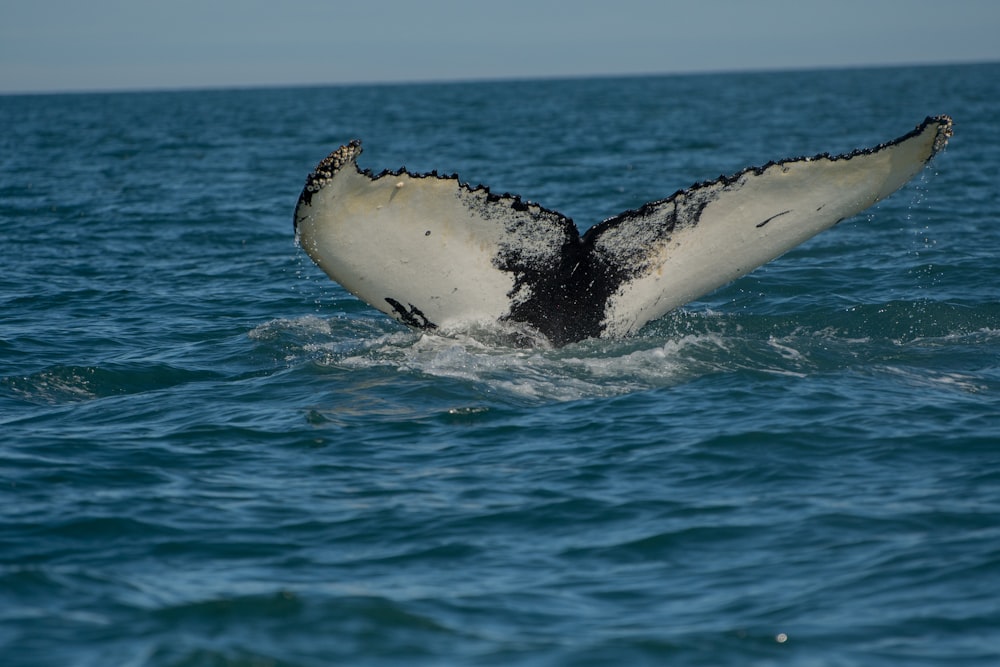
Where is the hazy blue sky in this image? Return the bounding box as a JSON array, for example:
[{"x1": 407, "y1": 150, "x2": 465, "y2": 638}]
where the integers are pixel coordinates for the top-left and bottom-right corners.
[{"x1": 2, "y1": 0, "x2": 998, "y2": 93}]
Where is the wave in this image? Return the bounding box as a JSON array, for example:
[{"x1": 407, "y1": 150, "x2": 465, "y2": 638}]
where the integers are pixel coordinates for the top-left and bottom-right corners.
[
  {"x1": 1, "y1": 363, "x2": 222, "y2": 407},
  {"x1": 249, "y1": 300, "x2": 999, "y2": 405}
]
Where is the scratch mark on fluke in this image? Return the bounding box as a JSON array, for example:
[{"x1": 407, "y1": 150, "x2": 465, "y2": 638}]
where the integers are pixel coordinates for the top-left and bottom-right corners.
[
  {"x1": 294, "y1": 116, "x2": 952, "y2": 346},
  {"x1": 756, "y1": 210, "x2": 792, "y2": 228}
]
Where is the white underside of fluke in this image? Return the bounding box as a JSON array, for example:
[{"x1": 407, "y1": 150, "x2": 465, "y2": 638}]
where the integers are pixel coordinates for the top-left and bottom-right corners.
[
  {"x1": 297, "y1": 167, "x2": 516, "y2": 330},
  {"x1": 294, "y1": 116, "x2": 952, "y2": 346}
]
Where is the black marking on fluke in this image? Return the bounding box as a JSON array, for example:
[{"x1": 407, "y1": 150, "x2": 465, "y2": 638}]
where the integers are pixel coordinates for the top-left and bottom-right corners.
[
  {"x1": 496, "y1": 229, "x2": 613, "y2": 345},
  {"x1": 385, "y1": 298, "x2": 437, "y2": 330},
  {"x1": 295, "y1": 116, "x2": 953, "y2": 346}
]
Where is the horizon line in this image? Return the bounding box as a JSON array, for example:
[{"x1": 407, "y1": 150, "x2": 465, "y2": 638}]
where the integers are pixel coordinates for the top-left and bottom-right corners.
[{"x1": 2, "y1": 58, "x2": 995, "y2": 98}]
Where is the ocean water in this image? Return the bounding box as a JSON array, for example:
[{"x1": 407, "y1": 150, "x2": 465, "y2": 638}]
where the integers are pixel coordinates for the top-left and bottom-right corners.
[{"x1": 2, "y1": 63, "x2": 999, "y2": 666}]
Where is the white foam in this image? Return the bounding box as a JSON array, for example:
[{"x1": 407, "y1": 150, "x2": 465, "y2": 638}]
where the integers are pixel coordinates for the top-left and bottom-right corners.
[{"x1": 299, "y1": 320, "x2": 734, "y2": 401}]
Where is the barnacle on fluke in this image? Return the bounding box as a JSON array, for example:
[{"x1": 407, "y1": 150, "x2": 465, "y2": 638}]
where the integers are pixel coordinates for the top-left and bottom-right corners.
[{"x1": 294, "y1": 116, "x2": 952, "y2": 346}]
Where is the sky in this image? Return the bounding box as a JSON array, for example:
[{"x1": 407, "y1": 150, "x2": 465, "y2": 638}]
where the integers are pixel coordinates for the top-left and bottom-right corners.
[{"x1": 2, "y1": 0, "x2": 998, "y2": 94}]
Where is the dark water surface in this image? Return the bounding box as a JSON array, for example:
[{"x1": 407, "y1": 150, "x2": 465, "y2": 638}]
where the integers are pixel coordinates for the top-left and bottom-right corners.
[{"x1": 2, "y1": 64, "x2": 999, "y2": 665}]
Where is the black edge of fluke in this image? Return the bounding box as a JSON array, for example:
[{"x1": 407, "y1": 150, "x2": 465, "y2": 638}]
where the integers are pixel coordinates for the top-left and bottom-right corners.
[
  {"x1": 294, "y1": 139, "x2": 575, "y2": 232},
  {"x1": 296, "y1": 139, "x2": 363, "y2": 213},
  {"x1": 584, "y1": 115, "x2": 953, "y2": 239},
  {"x1": 295, "y1": 116, "x2": 952, "y2": 232}
]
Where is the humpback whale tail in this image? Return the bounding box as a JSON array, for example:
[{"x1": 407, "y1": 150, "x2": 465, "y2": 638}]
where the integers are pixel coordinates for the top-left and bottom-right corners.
[{"x1": 294, "y1": 116, "x2": 952, "y2": 346}]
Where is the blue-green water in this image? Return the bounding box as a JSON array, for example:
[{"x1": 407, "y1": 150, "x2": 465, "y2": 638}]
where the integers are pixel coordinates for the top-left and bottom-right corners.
[{"x1": 2, "y1": 64, "x2": 999, "y2": 666}]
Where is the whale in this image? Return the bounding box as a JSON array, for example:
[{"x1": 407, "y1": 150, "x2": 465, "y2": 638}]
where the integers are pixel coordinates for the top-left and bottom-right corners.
[{"x1": 294, "y1": 116, "x2": 952, "y2": 346}]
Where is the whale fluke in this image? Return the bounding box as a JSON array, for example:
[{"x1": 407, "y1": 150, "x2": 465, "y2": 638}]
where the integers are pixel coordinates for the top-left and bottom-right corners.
[{"x1": 294, "y1": 116, "x2": 952, "y2": 346}]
